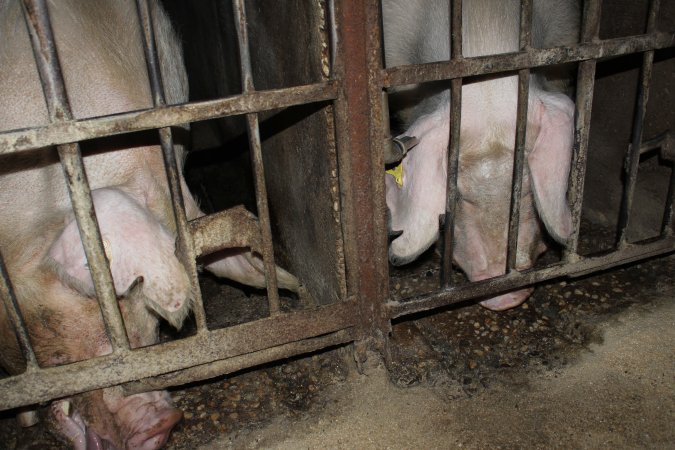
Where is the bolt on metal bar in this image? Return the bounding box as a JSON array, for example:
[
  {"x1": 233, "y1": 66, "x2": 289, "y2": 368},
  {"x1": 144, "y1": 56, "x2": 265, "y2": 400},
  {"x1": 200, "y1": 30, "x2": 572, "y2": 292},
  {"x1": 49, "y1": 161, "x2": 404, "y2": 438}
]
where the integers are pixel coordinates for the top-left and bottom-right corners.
[
  {"x1": 564, "y1": 0, "x2": 602, "y2": 261},
  {"x1": 616, "y1": 0, "x2": 660, "y2": 248},
  {"x1": 440, "y1": 0, "x2": 463, "y2": 287},
  {"x1": 21, "y1": 0, "x2": 130, "y2": 351},
  {"x1": 0, "y1": 254, "x2": 38, "y2": 370},
  {"x1": 506, "y1": 0, "x2": 533, "y2": 272},
  {"x1": 232, "y1": 0, "x2": 281, "y2": 315},
  {"x1": 135, "y1": 0, "x2": 208, "y2": 331}
]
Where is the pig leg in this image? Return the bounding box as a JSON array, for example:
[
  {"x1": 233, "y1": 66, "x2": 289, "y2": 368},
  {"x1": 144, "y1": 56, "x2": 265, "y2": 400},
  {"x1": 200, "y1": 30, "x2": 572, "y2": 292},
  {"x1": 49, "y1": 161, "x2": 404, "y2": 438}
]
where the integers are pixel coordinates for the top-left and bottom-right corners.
[{"x1": 387, "y1": 106, "x2": 449, "y2": 265}]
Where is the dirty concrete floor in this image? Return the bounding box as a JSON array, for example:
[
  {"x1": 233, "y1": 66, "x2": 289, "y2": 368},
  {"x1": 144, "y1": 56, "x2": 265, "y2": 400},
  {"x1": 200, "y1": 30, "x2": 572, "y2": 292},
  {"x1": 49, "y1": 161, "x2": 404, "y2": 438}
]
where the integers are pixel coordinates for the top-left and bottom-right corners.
[{"x1": 221, "y1": 296, "x2": 675, "y2": 449}]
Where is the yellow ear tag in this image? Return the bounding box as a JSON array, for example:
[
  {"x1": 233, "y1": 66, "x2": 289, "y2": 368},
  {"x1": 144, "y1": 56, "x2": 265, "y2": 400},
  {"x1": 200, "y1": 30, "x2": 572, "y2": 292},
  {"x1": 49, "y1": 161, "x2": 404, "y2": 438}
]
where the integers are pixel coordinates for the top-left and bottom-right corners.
[{"x1": 386, "y1": 162, "x2": 404, "y2": 188}]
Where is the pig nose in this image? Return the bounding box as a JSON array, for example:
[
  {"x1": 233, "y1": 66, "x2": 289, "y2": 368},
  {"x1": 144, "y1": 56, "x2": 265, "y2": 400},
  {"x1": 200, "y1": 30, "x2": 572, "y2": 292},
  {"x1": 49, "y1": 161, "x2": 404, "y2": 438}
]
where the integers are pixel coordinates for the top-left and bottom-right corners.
[
  {"x1": 125, "y1": 408, "x2": 182, "y2": 450},
  {"x1": 479, "y1": 287, "x2": 534, "y2": 311}
]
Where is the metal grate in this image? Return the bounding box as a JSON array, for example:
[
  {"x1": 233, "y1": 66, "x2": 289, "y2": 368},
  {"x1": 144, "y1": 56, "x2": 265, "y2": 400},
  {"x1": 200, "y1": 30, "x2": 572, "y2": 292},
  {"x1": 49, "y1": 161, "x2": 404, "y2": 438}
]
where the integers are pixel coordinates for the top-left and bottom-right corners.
[{"x1": 0, "y1": 0, "x2": 673, "y2": 418}]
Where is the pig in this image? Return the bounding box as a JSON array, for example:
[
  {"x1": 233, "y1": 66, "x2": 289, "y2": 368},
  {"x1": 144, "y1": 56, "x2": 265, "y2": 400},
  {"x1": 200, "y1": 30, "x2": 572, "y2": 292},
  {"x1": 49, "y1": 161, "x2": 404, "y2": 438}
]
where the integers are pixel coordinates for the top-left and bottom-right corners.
[
  {"x1": 0, "y1": 0, "x2": 297, "y2": 448},
  {"x1": 383, "y1": 0, "x2": 579, "y2": 310}
]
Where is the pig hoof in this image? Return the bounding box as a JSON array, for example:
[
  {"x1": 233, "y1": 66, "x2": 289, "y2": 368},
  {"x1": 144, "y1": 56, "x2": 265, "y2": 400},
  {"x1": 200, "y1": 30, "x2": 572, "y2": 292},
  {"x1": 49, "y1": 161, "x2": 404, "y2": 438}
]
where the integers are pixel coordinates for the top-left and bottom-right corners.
[{"x1": 479, "y1": 288, "x2": 534, "y2": 311}]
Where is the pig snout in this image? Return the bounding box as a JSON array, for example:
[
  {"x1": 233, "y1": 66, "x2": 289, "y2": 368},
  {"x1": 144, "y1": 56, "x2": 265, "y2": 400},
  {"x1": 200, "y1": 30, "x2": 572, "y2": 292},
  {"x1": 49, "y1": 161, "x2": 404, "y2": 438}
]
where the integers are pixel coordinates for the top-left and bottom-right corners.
[
  {"x1": 53, "y1": 390, "x2": 181, "y2": 450},
  {"x1": 479, "y1": 288, "x2": 534, "y2": 311},
  {"x1": 113, "y1": 392, "x2": 182, "y2": 450},
  {"x1": 47, "y1": 188, "x2": 192, "y2": 329}
]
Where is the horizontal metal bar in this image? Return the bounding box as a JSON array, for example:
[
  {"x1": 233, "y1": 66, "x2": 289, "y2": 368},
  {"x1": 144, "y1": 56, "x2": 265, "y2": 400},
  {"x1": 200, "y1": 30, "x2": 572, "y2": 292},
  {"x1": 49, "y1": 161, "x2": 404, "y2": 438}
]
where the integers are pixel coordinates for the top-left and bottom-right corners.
[
  {"x1": 0, "y1": 300, "x2": 356, "y2": 411},
  {"x1": 123, "y1": 328, "x2": 354, "y2": 395},
  {"x1": 0, "y1": 81, "x2": 338, "y2": 154},
  {"x1": 388, "y1": 237, "x2": 675, "y2": 319},
  {"x1": 384, "y1": 32, "x2": 675, "y2": 88}
]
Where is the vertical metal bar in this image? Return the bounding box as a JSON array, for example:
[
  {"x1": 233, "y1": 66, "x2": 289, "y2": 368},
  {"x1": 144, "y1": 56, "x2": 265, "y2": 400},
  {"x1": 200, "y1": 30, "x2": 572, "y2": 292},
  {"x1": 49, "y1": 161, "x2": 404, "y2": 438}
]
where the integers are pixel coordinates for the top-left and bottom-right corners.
[
  {"x1": 663, "y1": 167, "x2": 675, "y2": 237},
  {"x1": 0, "y1": 254, "x2": 39, "y2": 369},
  {"x1": 616, "y1": 0, "x2": 660, "y2": 247},
  {"x1": 331, "y1": 0, "x2": 390, "y2": 360},
  {"x1": 506, "y1": 0, "x2": 533, "y2": 271},
  {"x1": 135, "y1": 0, "x2": 208, "y2": 331},
  {"x1": 441, "y1": 0, "x2": 463, "y2": 286},
  {"x1": 21, "y1": 0, "x2": 130, "y2": 351},
  {"x1": 564, "y1": 0, "x2": 602, "y2": 261},
  {"x1": 231, "y1": 0, "x2": 281, "y2": 316}
]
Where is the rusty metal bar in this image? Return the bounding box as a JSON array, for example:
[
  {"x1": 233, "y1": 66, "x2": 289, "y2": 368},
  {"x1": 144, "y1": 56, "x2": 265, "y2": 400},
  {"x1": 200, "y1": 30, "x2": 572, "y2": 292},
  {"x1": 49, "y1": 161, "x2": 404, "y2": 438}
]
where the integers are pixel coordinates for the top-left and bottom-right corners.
[
  {"x1": 389, "y1": 236, "x2": 675, "y2": 319},
  {"x1": 135, "y1": 0, "x2": 207, "y2": 331},
  {"x1": 616, "y1": 0, "x2": 660, "y2": 247},
  {"x1": 331, "y1": 1, "x2": 390, "y2": 359},
  {"x1": 664, "y1": 166, "x2": 675, "y2": 237},
  {"x1": 21, "y1": 0, "x2": 130, "y2": 351},
  {"x1": 384, "y1": 31, "x2": 675, "y2": 88},
  {"x1": 123, "y1": 328, "x2": 354, "y2": 394},
  {"x1": 232, "y1": 0, "x2": 281, "y2": 315},
  {"x1": 189, "y1": 206, "x2": 262, "y2": 257},
  {"x1": 0, "y1": 300, "x2": 356, "y2": 411},
  {"x1": 0, "y1": 253, "x2": 38, "y2": 370},
  {"x1": 564, "y1": 0, "x2": 602, "y2": 260},
  {"x1": 0, "y1": 82, "x2": 338, "y2": 155},
  {"x1": 506, "y1": 0, "x2": 533, "y2": 271},
  {"x1": 440, "y1": 0, "x2": 463, "y2": 287}
]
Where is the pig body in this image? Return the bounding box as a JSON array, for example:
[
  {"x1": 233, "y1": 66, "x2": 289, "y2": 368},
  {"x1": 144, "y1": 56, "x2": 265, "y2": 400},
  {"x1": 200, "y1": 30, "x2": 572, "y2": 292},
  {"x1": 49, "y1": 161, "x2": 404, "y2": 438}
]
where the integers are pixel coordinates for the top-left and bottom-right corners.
[
  {"x1": 383, "y1": 0, "x2": 579, "y2": 310},
  {"x1": 0, "y1": 0, "x2": 296, "y2": 448}
]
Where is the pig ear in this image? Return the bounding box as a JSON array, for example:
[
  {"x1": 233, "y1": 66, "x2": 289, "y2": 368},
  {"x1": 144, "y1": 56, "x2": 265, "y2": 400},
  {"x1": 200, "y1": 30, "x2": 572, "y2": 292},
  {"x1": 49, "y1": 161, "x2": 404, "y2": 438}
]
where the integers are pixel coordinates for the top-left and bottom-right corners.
[
  {"x1": 528, "y1": 92, "x2": 575, "y2": 244},
  {"x1": 46, "y1": 218, "x2": 97, "y2": 297}
]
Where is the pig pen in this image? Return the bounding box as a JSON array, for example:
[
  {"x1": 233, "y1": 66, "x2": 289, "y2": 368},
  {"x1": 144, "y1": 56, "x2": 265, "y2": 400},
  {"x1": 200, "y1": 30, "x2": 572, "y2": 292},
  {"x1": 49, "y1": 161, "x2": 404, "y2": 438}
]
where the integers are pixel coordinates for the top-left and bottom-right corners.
[{"x1": 0, "y1": 0, "x2": 674, "y2": 448}]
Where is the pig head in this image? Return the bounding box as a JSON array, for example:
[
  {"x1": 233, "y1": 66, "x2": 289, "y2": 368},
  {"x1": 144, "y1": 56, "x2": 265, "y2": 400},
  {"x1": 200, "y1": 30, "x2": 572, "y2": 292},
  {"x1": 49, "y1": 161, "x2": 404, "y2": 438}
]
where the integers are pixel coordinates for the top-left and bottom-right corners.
[
  {"x1": 0, "y1": 0, "x2": 296, "y2": 448},
  {"x1": 383, "y1": 0, "x2": 578, "y2": 310}
]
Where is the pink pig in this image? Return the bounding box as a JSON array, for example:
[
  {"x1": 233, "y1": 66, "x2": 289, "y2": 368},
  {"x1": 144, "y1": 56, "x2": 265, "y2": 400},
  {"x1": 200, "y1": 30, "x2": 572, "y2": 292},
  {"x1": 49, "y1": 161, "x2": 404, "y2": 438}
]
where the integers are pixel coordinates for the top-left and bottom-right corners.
[
  {"x1": 383, "y1": 0, "x2": 579, "y2": 310},
  {"x1": 0, "y1": 0, "x2": 297, "y2": 448}
]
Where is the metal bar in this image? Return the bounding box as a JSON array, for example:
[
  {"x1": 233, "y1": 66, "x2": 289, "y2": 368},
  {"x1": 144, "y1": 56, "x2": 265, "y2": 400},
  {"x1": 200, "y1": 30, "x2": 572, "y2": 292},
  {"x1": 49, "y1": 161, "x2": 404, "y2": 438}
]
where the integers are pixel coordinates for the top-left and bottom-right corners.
[
  {"x1": 135, "y1": 0, "x2": 208, "y2": 331},
  {"x1": 506, "y1": 70, "x2": 530, "y2": 271},
  {"x1": 0, "y1": 300, "x2": 356, "y2": 411},
  {"x1": 616, "y1": 0, "x2": 660, "y2": 247},
  {"x1": 388, "y1": 236, "x2": 675, "y2": 319},
  {"x1": 232, "y1": 0, "x2": 281, "y2": 315},
  {"x1": 440, "y1": 0, "x2": 464, "y2": 287},
  {"x1": 331, "y1": 0, "x2": 390, "y2": 357},
  {"x1": 123, "y1": 328, "x2": 354, "y2": 394},
  {"x1": 0, "y1": 82, "x2": 337, "y2": 155},
  {"x1": 663, "y1": 167, "x2": 675, "y2": 237},
  {"x1": 0, "y1": 253, "x2": 38, "y2": 370},
  {"x1": 564, "y1": 0, "x2": 602, "y2": 260},
  {"x1": 506, "y1": 0, "x2": 533, "y2": 271},
  {"x1": 384, "y1": 31, "x2": 675, "y2": 88},
  {"x1": 21, "y1": 0, "x2": 130, "y2": 351},
  {"x1": 451, "y1": 0, "x2": 462, "y2": 59}
]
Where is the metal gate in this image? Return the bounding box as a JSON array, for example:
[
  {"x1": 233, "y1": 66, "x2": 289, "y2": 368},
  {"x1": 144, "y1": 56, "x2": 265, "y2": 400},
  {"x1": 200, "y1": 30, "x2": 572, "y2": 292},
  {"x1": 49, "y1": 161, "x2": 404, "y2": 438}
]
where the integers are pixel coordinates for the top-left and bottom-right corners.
[{"x1": 0, "y1": 0, "x2": 673, "y2": 420}]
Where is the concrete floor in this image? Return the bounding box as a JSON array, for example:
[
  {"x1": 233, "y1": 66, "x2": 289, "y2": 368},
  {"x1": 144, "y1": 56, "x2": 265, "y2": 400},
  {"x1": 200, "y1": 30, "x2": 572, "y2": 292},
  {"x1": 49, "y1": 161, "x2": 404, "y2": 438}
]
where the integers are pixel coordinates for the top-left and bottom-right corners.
[{"x1": 206, "y1": 289, "x2": 675, "y2": 449}]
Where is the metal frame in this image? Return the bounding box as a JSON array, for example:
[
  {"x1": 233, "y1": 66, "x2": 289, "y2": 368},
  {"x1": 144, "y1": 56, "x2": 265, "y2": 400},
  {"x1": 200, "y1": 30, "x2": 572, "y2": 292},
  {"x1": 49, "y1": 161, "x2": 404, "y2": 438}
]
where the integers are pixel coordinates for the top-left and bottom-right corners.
[{"x1": 0, "y1": 0, "x2": 673, "y2": 415}]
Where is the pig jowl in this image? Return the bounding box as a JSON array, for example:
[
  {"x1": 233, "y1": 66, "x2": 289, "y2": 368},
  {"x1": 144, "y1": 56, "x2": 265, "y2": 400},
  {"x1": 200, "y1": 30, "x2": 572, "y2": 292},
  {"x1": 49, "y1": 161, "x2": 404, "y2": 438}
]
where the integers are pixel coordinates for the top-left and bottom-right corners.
[
  {"x1": 383, "y1": 0, "x2": 579, "y2": 310},
  {"x1": 0, "y1": 0, "x2": 297, "y2": 448}
]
